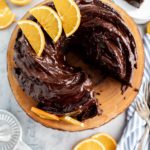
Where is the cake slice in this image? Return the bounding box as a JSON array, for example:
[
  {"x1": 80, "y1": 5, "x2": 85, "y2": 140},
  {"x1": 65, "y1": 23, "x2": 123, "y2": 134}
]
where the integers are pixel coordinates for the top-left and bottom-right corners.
[{"x1": 126, "y1": 0, "x2": 144, "y2": 8}]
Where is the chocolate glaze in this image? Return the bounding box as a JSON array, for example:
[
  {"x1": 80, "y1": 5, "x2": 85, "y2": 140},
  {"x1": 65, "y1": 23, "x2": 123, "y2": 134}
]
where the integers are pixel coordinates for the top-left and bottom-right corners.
[
  {"x1": 13, "y1": 0, "x2": 137, "y2": 121},
  {"x1": 126, "y1": 0, "x2": 144, "y2": 8}
]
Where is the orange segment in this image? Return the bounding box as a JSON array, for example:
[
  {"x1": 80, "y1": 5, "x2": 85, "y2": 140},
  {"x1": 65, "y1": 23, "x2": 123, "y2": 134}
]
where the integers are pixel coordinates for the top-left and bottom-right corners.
[
  {"x1": 31, "y1": 107, "x2": 59, "y2": 121},
  {"x1": 73, "y1": 139, "x2": 105, "y2": 150},
  {"x1": 0, "y1": 0, "x2": 15, "y2": 29},
  {"x1": 147, "y1": 22, "x2": 150, "y2": 34},
  {"x1": 29, "y1": 6, "x2": 62, "y2": 43},
  {"x1": 91, "y1": 133, "x2": 117, "y2": 150},
  {"x1": 18, "y1": 20, "x2": 45, "y2": 57},
  {"x1": 53, "y1": 0, "x2": 81, "y2": 37},
  {"x1": 10, "y1": 0, "x2": 31, "y2": 6},
  {"x1": 60, "y1": 116, "x2": 84, "y2": 127}
]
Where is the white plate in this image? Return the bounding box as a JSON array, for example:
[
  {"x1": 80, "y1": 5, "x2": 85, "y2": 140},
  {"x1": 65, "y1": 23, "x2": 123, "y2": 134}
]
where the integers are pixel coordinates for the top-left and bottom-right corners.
[
  {"x1": 113, "y1": 0, "x2": 150, "y2": 21},
  {"x1": 134, "y1": 18, "x2": 149, "y2": 24}
]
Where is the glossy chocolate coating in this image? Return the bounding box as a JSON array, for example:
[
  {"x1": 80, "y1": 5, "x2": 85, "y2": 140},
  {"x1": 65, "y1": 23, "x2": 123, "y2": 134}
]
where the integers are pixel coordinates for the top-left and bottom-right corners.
[{"x1": 13, "y1": 0, "x2": 136, "y2": 121}]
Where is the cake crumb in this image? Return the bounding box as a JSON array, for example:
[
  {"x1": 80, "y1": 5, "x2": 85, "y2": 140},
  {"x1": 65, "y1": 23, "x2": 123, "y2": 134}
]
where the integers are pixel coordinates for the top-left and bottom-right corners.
[
  {"x1": 134, "y1": 88, "x2": 139, "y2": 92},
  {"x1": 96, "y1": 92, "x2": 100, "y2": 95}
]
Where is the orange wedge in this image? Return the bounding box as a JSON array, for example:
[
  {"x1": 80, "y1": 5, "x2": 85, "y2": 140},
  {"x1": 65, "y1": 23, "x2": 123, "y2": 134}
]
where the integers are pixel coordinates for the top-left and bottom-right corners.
[
  {"x1": 73, "y1": 139, "x2": 105, "y2": 150},
  {"x1": 31, "y1": 107, "x2": 59, "y2": 121},
  {"x1": 18, "y1": 20, "x2": 45, "y2": 57},
  {"x1": 10, "y1": 0, "x2": 31, "y2": 6},
  {"x1": 60, "y1": 116, "x2": 84, "y2": 127},
  {"x1": 147, "y1": 22, "x2": 150, "y2": 34},
  {"x1": 0, "y1": 0, "x2": 15, "y2": 29},
  {"x1": 53, "y1": 0, "x2": 81, "y2": 37},
  {"x1": 29, "y1": 6, "x2": 62, "y2": 43},
  {"x1": 91, "y1": 133, "x2": 117, "y2": 150}
]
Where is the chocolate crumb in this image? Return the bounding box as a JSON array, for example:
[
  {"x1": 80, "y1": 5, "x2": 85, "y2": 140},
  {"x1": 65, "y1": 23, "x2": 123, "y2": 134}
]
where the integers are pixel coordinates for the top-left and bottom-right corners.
[
  {"x1": 96, "y1": 92, "x2": 100, "y2": 95},
  {"x1": 134, "y1": 88, "x2": 139, "y2": 92}
]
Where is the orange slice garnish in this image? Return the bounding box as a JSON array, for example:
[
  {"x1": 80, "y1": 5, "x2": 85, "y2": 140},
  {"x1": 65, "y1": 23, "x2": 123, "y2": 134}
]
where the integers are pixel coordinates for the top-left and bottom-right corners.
[
  {"x1": 29, "y1": 6, "x2": 62, "y2": 43},
  {"x1": 31, "y1": 107, "x2": 84, "y2": 126},
  {"x1": 147, "y1": 22, "x2": 150, "y2": 34},
  {"x1": 73, "y1": 139, "x2": 105, "y2": 150},
  {"x1": 91, "y1": 133, "x2": 117, "y2": 150},
  {"x1": 0, "y1": 0, "x2": 15, "y2": 29},
  {"x1": 60, "y1": 116, "x2": 84, "y2": 127},
  {"x1": 31, "y1": 107, "x2": 59, "y2": 121},
  {"x1": 18, "y1": 20, "x2": 45, "y2": 57},
  {"x1": 10, "y1": 0, "x2": 31, "y2": 6},
  {"x1": 53, "y1": 0, "x2": 81, "y2": 37}
]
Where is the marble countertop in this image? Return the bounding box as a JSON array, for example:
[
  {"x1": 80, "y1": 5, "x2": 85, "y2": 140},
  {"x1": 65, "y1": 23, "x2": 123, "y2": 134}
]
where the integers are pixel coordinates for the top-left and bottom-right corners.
[{"x1": 0, "y1": 1, "x2": 145, "y2": 149}]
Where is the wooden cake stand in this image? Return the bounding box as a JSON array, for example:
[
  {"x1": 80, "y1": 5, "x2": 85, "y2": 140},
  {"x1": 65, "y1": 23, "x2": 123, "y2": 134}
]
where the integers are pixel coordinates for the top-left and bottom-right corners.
[{"x1": 7, "y1": 0, "x2": 144, "y2": 131}]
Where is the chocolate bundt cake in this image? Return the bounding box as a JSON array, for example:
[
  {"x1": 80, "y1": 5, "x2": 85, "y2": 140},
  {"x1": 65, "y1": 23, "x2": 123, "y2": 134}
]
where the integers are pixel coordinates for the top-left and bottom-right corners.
[
  {"x1": 126, "y1": 0, "x2": 144, "y2": 8},
  {"x1": 13, "y1": 0, "x2": 137, "y2": 121}
]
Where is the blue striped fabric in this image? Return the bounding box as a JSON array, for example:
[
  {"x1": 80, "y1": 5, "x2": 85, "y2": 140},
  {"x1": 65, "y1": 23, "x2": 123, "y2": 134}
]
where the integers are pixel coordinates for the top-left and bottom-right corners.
[{"x1": 117, "y1": 34, "x2": 150, "y2": 150}]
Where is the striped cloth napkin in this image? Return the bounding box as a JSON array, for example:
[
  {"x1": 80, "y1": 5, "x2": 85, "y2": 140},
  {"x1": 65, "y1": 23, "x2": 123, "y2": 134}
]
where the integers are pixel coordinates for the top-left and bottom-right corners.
[{"x1": 117, "y1": 34, "x2": 150, "y2": 150}]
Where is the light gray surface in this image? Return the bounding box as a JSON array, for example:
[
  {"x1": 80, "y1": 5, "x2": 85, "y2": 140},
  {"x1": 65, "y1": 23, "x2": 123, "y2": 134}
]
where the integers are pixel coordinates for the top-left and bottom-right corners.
[{"x1": 0, "y1": 1, "x2": 143, "y2": 150}]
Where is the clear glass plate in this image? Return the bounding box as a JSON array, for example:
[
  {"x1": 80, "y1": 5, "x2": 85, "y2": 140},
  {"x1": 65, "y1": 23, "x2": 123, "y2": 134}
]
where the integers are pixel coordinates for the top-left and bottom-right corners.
[
  {"x1": 0, "y1": 110, "x2": 20, "y2": 150},
  {"x1": 0, "y1": 110, "x2": 31, "y2": 150}
]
